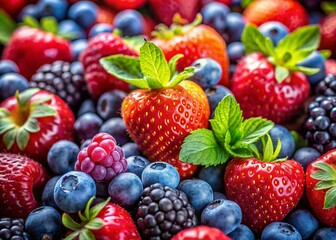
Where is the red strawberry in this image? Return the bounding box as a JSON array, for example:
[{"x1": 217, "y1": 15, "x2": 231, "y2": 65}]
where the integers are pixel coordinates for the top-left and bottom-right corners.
[
  {"x1": 1, "y1": 0, "x2": 27, "y2": 17},
  {"x1": 243, "y1": 0, "x2": 309, "y2": 32},
  {"x1": 100, "y1": 42, "x2": 210, "y2": 178},
  {"x1": 326, "y1": 59, "x2": 336, "y2": 75},
  {"x1": 171, "y1": 226, "x2": 231, "y2": 240},
  {"x1": 148, "y1": 0, "x2": 199, "y2": 26},
  {"x1": 63, "y1": 198, "x2": 141, "y2": 240},
  {"x1": 319, "y1": 13, "x2": 336, "y2": 58},
  {"x1": 2, "y1": 26, "x2": 72, "y2": 79},
  {"x1": 152, "y1": 15, "x2": 230, "y2": 87},
  {"x1": 0, "y1": 88, "x2": 74, "y2": 164},
  {"x1": 306, "y1": 149, "x2": 336, "y2": 227},
  {"x1": 80, "y1": 33, "x2": 138, "y2": 100},
  {"x1": 104, "y1": 0, "x2": 147, "y2": 10},
  {"x1": 0, "y1": 153, "x2": 49, "y2": 218}
]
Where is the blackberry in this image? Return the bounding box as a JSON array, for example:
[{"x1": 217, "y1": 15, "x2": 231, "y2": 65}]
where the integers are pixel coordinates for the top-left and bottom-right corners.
[
  {"x1": 136, "y1": 183, "x2": 197, "y2": 240},
  {"x1": 0, "y1": 218, "x2": 30, "y2": 240},
  {"x1": 315, "y1": 74, "x2": 336, "y2": 96},
  {"x1": 303, "y1": 95, "x2": 336, "y2": 153},
  {"x1": 30, "y1": 61, "x2": 87, "y2": 109}
]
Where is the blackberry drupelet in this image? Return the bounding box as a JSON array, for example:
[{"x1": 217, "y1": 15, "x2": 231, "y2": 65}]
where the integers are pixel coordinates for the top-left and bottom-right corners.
[
  {"x1": 136, "y1": 183, "x2": 197, "y2": 240},
  {"x1": 304, "y1": 95, "x2": 336, "y2": 153},
  {"x1": 30, "y1": 61, "x2": 87, "y2": 109},
  {"x1": 0, "y1": 218, "x2": 30, "y2": 240},
  {"x1": 315, "y1": 74, "x2": 336, "y2": 96}
]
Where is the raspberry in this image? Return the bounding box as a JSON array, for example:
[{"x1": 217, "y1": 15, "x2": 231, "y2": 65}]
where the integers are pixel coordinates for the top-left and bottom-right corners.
[
  {"x1": 75, "y1": 133, "x2": 127, "y2": 182},
  {"x1": 0, "y1": 218, "x2": 30, "y2": 240},
  {"x1": 136, "y1": 183, "x2": 197, "y2": 239}
]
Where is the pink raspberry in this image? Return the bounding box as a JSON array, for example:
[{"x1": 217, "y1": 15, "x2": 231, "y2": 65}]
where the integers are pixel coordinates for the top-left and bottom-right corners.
[{"x1": 75, "y1": 133, "x2": 127, "y2": 182}]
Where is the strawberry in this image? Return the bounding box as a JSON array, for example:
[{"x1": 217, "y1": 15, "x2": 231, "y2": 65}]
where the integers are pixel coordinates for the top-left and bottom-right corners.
[
  {"x1": 100, "y1": 42, "x2": 210, "y2": 178},
  {"x1": 1, "y1": 0, "x2": 27, "y2": 17},
  {"x1": 63, "y1": 197, "x2": 141, "y2": 240},
  {"x1": 230, "y1": 25, "x2": 319, "y2": 124},
  {"x1": 0, "y1": 88, "x2": 74, "y2": 164},
  {"x1": 0, "y1": 153, "x2": 49, "y2": 218},
  {"x1": 306, "y1": 149, "x2": 336, "y2": 227},
  {"x1": 80, "y1": 33, "x2": 138, "y2": 100},
  {"x1": 152, "y1": 15, "x2": 230, "y2": 87},
  {"x1": 326, "y1": 59, "x2": 336, "y2": 75},
  {"x1": 2, "y1": 19, "x2": 72, "y2": 79},
  {"x1": 104, "y1": 0, "x2": 147, "y2": 11},
  {"x1": 171, "y1": 226, "x2": 231, "y2": 240},
  {"x1": 148, "y1": 0, "x2": 199, "y2": 26},
  {"x1": 319, "y1": 13, "x2": 336, "y2": 58},
  {"x1": 243, "y1": 0, "x2": 309, "y2": 32},
  {"x1": 96, "y1": 6, "x2": 115, "y2": 25}
]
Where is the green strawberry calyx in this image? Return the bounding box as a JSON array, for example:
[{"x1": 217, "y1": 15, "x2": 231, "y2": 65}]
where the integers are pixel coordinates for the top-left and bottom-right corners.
[
  {"x1": 63, "y1": 197, "x2": 110, "y2": 240},
  {"x1": 0, "y1": 88, "x2": 57, "y2": 151},
  {"x1": 179, "y1": 95, "x2": 275, "y2": 167},
  {"x1": 242, "y1": 24, "x2": 321, "y2": 82},
  {"x1": 251, "y1": 134, "x2": 287, "y2": 162},
  {"x1": 100, "y1": 41, "x2": 195, "y2": 89},
  {"x1": 311, "y1": 161, "x2": 336, "y2": 209}
]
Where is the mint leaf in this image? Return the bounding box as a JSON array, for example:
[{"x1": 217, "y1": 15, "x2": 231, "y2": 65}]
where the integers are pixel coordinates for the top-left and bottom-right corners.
[
  {"x1": 324, "y1": 187, "x2": 336, "y2": 209},
  {"x1": 224, "y1": 132, "x2": 253, "y2": 158},
  {"x1": 240, "y1": 117, "x2": 274, "y2": 145},
  {"x1": 166, "y1": 66, "x2": 195, "y2": 87},
  {"x1": 242, "y1": 25, "x2": 272, "y2": 55},
  {"x1": 140, "y1": 42, "x2": 170, "y2": 88},
  {"x1": 179, "y1": 129, "x2": 229, "y2": 167}
]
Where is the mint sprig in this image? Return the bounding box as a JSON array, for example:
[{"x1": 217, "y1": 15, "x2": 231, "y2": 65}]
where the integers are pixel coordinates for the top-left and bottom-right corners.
[
  {"x1": 180, "y1": 95, "x2": 274, "y2": 166},
  {"x1": 242, "y1": 25, "x2": 320, "y2": 82},
  {"x1": 100, "y1": 42, "x2": 195, "y2": 89}
]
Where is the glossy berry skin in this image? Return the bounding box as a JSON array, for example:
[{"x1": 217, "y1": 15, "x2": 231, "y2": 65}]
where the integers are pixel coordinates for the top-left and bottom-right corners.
[
  {"x1": 42, "y1": 176, "x2": 61, "y2": 208},
  {"x1": 0, "y1": 154, "x2": 49, "y2": 218},
  {"x1": 286, "y1": 209, "x2": 319, "y2": 240},
  {"x1": 122, "y1": 142, "x2": 142, "y2": 158},
  {"x1": 80, "y1": 33, "x2": 138, "y2": 100},
  {"x1": 231, "y1": 52, "x2": 310, "y2": 124},
  {"x1": 213, "y1": 192, "x2": 227, "y2": 200},
  {"x1": 0, "y1": 218, "x2": 30, "y2": 240},
  {"x1": 18, "y1": 4, "x2": 40, "y2": 22},
  {"x1": 54, "y1": 171, "x2": 96, "y2": 213},
  {"x1": 74, "y1": 113, "x2": 103, "y2": 142},
  {"x1": 89, "y1": 23, "x2": 114, "y2": 38},
  {"x1": 113, "y1": 10, "x2": 144, "y2": 37},
  {"x1": 315, "y1": 74, "x2": 336, "y2": 97},
  {"x1": 298, "y1": 51, "x2": 326, "y2": 86},
  {"x1": 104, "y1": 0, "x2": 146, "y2": 10},
  {"x1": 313, "y1": 228, "x2": 336, "y2": 240},
  {"x1": 171, "y1": 226, "x2": 231, "y2": 240},
  {"x1": 225, "y1": 12, "x2": 246, "y2": 43},
  {"x1": 269, "y1": 125, "x2": 295, "y2": 159},
  {"x1": 205, "y1": 85, "x2": 233, "y2": 116},
  {"x1": 227, "y1": 42, "x2": 245, "y2": 64},
  {"x1": 141, "y1": 162, "x2": 180, "y2": 188},
  {"x1": 201, "y1": 199, "x2": 242, "y2": 234},
  {"x1": 25, "y1": 206, "x2": 62, "y2": 240},
  {"x1": 47, "y1": 140, "x2": 79, "y2": 175},
  {"x1": 197, "y1": 165, "x2": 225, "y2": 192},
  {"x1": 58, "y1": 20, "x2": 86, "y2": 41},
  {"x1": 0, "y1": 60, "x2": 19, "y2": 76},
  {"x1": 108, "y1": 172, "x2": 143, "y2": 208},
  {"x1": 190, "y1": 58, "x2": 222, "y2": 89},
  {"x1": 260, "y1": 222, "x2": 301, "y2": 240},
  {"x1": 326, "y1": 62, "x2": 336, "y2": 76},
  {"x1": 77, "y1": 99, "x2": 96, "y2": 117},
  {"x1": 293, "y1": 147, "x2": 321, "y2": 171},
  {"x1": 36, "y1": 0, "x2": 68, "y2": 21},
  {"x1": 243, "y1": 0, "x2": 309, "y2": 32},
  {"x1": 178, "y1": 179, "x2": 213, "y2": 215},
  {"x1": 228, "y1": 224, "x2": 255, "y2": 240},
  {"x1": 68, "y1": 1, "x2": 98, "y2": 29},
  {"x1": 97, "y1": 90, "x2": 127, "y2": 120},
  {"x1": 224, "y1": 158, "x2": 305, "y2": 233},
  {"x1": 0, "y1": 73, "x2": 29, "y2": 102},
  {"x1": 201, "y1": 2, "x2": 230, "y2": 34},
  {"x1": 259, "y1": 21, "x2": 289, "y2": 46},
  {"x1": 99, "y1": 117, "x2": 130, "y2": 145},
  {"x1": 2, "y1": 27, "x2": 72, "y2": 79},
  {"x1": 71, "y1": 39, "x2": 88, "y2": 61},
  {"x1": 122, "y1": 80, "x2": 209, "y2": 178},
  {"x1": 319, "y1": 13, "x2": 336, "y2": 58},
  {"x1": 125, "y1": 156, "x2": 150, "y2": 180},
  {"x1": 153, "y1": 25, "x2": 230, "y2": 87}
]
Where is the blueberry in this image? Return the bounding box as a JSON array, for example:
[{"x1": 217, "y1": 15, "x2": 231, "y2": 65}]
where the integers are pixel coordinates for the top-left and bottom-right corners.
[
  {"x1": 286, "y1": 209, "x2": 319, "y2": 240},
  {"x1": 71, "y1": 39, "x2": 88, "y2": 61},
  {"x1": 142, "y1": 162, "x2": 180, "y2": 188},
  {"x1": 42, "y1": 176, "x2": 61, "y2": 208},
  {"x1": 97, "y1": 90, "x2": 127, "y2": 120},
  {"x1": 201, "y1": 199, "x2": 242, "y2": 234},
  {"x1": 99, "y1": 117, "x2": 130, "y2": 145},
  {"x1": 47, "y1": 140, "x2": 79, "y2": 175},
  {"x1": 18, "y1": 4, "x2": 40, "y2": 22},
  {"x1": 201, "y1": 2, "x2": 230, "y2": 34},
  {"x1": 197, "y1": 165, "x2": 225, "y2": 192},
  {"x1": 190, "y1": 58, "x2": 222, "y2": 89},
  {"x1": 113, "y1": 10, "x2": 144, "y2": 37},
  {"x1": 122, "y1": 142, "x2": 142, "y2": 158},
  {"x1": 227, "y1": 42, "x2": 245, "y2": 64},
  {"x1": 77, "y1": 99, "x2": 96, "y2": 117},
  {"x1": 126, "y1": 155, "x2": 150, "y2": 178},
  {"x1": 298, "y1": 51, "x2": 326, "y2": 86},
  {"x1": 205, "y1": 85, "x2": 234, "y2": 116},
  {"x1": 213, "y1": 191, "x2": 227, "y2": 200},
  {"x1": 89, "y1": 23, "x2": 114, "y2": 38},
  {"x1": 108, "y1": 172, "x2": 143, "y2": 208},
  {"x1": 313, "y1": 228, "x2": 336, "y2": 240},
  {"x1": 74, "y1": 113, "x2": 103, "y2": 142},
  {"x1": 261, "y1": 222, "x2": 302, "y2": 240},
  {"x1": 228, "y1": 224, "x2": 255, "y2": 240},
  {"x1": 70, "y1": 61, "x2": 84, "y2": 75},
  {"x1": 54, "y1": 171, "x2": 96, "y2": 213},
  {"x1": 0, "y1": 73, "x2": 29, "y2": 102},
  {"x1": 36, "y1": 0, "x2": 68, "y2": 21},
  {"x1": 226, "y1": 12, "x2": 246, "y2": 43},
  {"x1": 269, "y1": 125, "x2": 295, "y2": 158},
  {"x1": 58, "y1": 20, "x2": 86, "y2": 41},
  {"x1": 293, "y1": 147, "x2": 321, "y2": 170},
  {"x1": 0, "y1": 60, "x2": 19, "y2": 76},
  {"x1": 25, "y1": 206, "x2": 62, "y2": 240},
  {"x1": 68, "y1": 1, "x2": 98, "y2": 29},
  {"x1": 178, "y1": 179, "x2": 213, "y2": 215},
  {"x1": 259, "y1": 21, "x2": 289, "y2": 46}
]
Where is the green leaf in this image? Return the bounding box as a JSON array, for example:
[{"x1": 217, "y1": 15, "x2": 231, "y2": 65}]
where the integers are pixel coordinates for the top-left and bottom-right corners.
[
  {"x1": 89, "y1": 198, "x2": 111, "y2": 219},
  {"x1": 179, "y1": 129, "x2": 229, "y2": 167},
  {"x1": 0, "y1": 10, "x2": 16, "y2": 44},
  {"x1": 41, "y1": 17, "x2": 58, "y2": 34},
  {"x1": 79, "y1": 229, "x2": 95, "y2": 240},
  {"x1": 62, "y1": 213, "x2": 81, "y2": 231},
  {"x1": 168, "y1": 54, "x2": 184, "y2": 77},
  {"x1": 290, "y1": 66, "x2": 320, "y2": 75},
  {"x1": 100, "y1": 55, "x2": 148, "y2": 89},
  {"x1": 3, "y1": 128, "x2": 17, "y2": 149},
  {"x1": 315, "y1": 180, "x2": 336, "y2": 190},
  {"x1": 18, "y1": 88, "x2": 40, "y2": 107},
  {"x1": 16, "y1": 128, "x2": 29, "y2": 150},
  {"x1": 0, "y1": 119, "x2": 16, "y2": 135},
  {"x1": 223, "y1": 131, "x2": 253, "y2": 158},
  {"x1": 286, "y1": 49, "x2": 315, "y2": 66},
  {"x1": 24, "y1": 118, "x2": 40, "y2": 133},
  {"x1": 311, "y1": 170, "x2": 336, "y2": 181},
  {"x1": 166, "y1": 66, "x2": 195, "y2": 87},
  {"x1": 241, "y1": 0, "x2": 254, "y2": 8},
  {"x1": 240, "y1": 117, "x2": 274, "y2": 145},
  {"x1": 0, "y1": 108, "x2": 10, "y2": 118},
  {"x1": 320, "y1": 49, "x2": 332, "y2": 59},
  {"x1": 63, "y1": 231, "x2": 80, "y2": 240},
  {"x1": 30, "y1": 104, "x2": 57, "y2": 118},
  {"x1": 324, "y1": 187, "x2": 336, "y2": 209},
  {"x1": 85, "y1": 218, "x2": 104, "y2": 230},
  {"x1": 275, "y1": 65, "x2": 289, "y2": 82},
  {"x1": 139, "y1": 42, "x2": 170, "y2": 88},
  {"x1": 312, "y1": 162, "x2": 336, "y2": 179},
  {"x1": 31, "y1": 95, "x2": 52, "y2": 105},
  {"x1": 321, "y1": 1, "x2": 336, "y2": 14},
  {"x1": 84, "y1": 197, "x2": 95, "y2": 220},
  {"x1": 22, "y1": 16, "x2": 40, "y2": 29},
  {"x1": 242, "y1": 25, "x2": 270, "y2": 55},
  {"x1": 78, "y1": 211, "x2": 88, "y2": 222}
]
